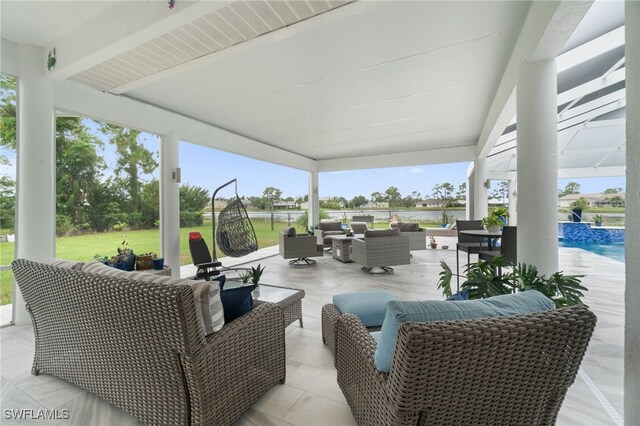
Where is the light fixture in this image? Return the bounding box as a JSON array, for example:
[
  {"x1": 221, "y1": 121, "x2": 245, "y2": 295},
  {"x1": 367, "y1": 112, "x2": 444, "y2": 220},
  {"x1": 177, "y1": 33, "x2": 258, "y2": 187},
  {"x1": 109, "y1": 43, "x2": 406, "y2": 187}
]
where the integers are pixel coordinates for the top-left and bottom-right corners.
[{"x1": 172, "y1": 167, "x2": 181, "y2": 183}]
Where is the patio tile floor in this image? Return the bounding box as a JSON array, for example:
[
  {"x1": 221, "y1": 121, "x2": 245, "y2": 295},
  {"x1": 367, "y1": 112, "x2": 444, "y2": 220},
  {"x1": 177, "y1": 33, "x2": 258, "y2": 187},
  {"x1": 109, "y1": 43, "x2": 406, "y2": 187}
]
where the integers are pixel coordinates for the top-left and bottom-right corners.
[{"x1": 0, "y1": 237, "x2": 624, "y2": 425}]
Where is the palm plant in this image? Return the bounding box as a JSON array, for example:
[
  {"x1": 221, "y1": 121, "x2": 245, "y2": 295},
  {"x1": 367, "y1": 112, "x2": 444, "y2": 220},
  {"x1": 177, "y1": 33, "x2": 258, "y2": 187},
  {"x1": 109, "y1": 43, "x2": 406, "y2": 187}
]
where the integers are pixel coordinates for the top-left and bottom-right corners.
[{"x1": 437, "y1": 256, "x2": 587, "y2": 307}]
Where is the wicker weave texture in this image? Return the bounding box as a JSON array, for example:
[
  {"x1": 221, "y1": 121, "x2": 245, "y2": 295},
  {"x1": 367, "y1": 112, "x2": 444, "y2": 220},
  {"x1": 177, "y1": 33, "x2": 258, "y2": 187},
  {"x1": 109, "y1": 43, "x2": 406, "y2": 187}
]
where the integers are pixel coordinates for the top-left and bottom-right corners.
[
  {"x1": 335, "y1": 306, "x2": 596, "y2": 426},
  {"x1": 351, "y1": 236, "x2": 411, "y2": 269},
  {"x1": 216, "y1": 197, "x2": 258, "y2": 258},
  {"x1": 279, "y1": 233, "x2": 323, "y2": 260},
  {"x1": 321, "y1": 303, "x2": 380, "y2": 356},
  {"x1": 401, "y1": 229, "x2": 427, "y2": 251},
  {"x1": 13, "y1": 259, "x2": 286, "y2": 426}
]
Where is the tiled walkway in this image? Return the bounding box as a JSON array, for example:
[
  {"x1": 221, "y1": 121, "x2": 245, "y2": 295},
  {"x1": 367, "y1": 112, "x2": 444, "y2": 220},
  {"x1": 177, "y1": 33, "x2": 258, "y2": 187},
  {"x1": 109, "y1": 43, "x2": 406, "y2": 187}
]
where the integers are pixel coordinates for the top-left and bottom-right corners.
[{"x1": 1, "y1": 238, "x2": 624, "y2": 425}]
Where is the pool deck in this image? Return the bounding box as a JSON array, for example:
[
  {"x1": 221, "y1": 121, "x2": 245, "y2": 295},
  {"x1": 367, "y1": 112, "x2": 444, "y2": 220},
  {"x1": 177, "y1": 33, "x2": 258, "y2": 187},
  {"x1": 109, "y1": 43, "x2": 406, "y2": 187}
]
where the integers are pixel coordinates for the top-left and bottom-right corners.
[{"x1": 0, "y1": 238, "x2": 625, "y2": 425}]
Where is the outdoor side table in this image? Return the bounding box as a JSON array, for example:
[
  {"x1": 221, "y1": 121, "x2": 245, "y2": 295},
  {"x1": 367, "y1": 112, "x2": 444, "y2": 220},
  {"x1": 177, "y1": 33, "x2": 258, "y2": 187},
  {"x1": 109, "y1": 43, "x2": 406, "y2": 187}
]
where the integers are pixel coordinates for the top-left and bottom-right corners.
[{"x1": 226, "y1": 281, "x2": 305, "y2": 327}]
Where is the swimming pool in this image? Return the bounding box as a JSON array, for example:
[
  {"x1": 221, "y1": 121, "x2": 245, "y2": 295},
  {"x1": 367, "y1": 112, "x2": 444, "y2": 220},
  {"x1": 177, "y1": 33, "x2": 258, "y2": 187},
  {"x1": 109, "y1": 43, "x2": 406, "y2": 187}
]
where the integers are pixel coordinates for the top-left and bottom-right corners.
[{"x1": 559, "y1": 241, "x2": 625, "y2": 262}]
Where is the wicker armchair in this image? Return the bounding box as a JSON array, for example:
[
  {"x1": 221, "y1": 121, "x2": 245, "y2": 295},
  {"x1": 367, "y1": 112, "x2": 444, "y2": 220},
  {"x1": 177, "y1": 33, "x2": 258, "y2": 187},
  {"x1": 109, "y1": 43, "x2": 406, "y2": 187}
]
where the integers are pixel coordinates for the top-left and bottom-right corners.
[
  {"x1": 335, "y1": 305, "x2": 596, "y2": 426},
  {"x1": 12, "y1": 259, "x2": 286, "y2": 426},
  {"x1": 390, "y1": 222, "x2": 427, "y2": 250},
  {"x1": 351, "y1": 229, "x2": 410, "y2": 273},
  {"x1": 314, "y1": 220, "x2": 348, "y2": 249},
  {"x1": 279, "y1": 227, "x2": 324, "y2": 266}
]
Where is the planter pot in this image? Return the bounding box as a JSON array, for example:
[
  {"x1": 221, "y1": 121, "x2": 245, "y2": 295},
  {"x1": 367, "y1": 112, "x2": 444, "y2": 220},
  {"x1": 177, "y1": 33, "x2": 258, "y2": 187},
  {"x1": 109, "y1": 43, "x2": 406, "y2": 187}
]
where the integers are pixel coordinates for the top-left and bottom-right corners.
[
  {"x1": 430, "y1": 243, "x2": 438, "y2": 249},
  {"x1": 124, "y1": 254, "x2": 136, "y2": 271},
  {"x1": 486, "y1": 225, "x2": 501, "y2": 233},
  {"x1": 595, "y1": 221, "x2": 603, "y2": 227},
  {"x1": 439, "y1": 224, "x2": 448, "y2": 228},
  {"x1": 136, "y1": 255, "x2": 154, "y2": 270},
  {"x1": 112, "y1": 262, "x2": 127, "y2": 270},
  {"x1": 152, "y1": 258, "x2": 165, "y2": 270},
  {"x1": 571, "y1": 208, "x2": 583, "y2": 222}
]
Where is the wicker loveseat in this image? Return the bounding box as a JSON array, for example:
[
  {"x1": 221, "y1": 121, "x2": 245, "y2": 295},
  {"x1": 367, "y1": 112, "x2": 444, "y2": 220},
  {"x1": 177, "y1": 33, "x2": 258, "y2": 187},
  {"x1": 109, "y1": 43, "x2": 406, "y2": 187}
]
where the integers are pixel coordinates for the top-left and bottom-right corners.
[
  {"x1": 314, "y1": 220, "x2": 348, "y2": 249},
  {"x1": 333, "y1": 302, "x2": 596, "y2": 425},
  {"x1": 12, "y1": 259, "x2": 286, "y2": 426}
]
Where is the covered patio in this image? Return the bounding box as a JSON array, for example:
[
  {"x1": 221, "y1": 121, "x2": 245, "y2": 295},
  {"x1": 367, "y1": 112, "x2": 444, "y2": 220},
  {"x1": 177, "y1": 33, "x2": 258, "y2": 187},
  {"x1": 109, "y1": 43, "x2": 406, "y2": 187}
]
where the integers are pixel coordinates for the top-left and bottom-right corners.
[{"x1": 1, "y1": 0, "x2": 638, "y2": 424}]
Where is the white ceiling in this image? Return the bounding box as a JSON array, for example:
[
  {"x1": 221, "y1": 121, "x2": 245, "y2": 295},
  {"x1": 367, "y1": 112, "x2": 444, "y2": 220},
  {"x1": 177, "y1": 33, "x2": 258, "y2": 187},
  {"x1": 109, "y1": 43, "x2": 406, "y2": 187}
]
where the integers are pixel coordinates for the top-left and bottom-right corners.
[{"x1": 1, "y1": 0, "x2": 624, "y2": 176}]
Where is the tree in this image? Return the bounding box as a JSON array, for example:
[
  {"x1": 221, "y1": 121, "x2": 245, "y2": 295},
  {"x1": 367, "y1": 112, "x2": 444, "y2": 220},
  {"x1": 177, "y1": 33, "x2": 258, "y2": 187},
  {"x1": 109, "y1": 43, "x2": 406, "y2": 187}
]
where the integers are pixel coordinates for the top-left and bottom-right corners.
[
  {"x1": 559, "y1": 182, "x2": 581, "y2": 197},
  {"x1": 180, "y1": 184, "x2": 210, "y2": 227},
  {"x1": 100, "y1": 124, "x2": 158, "y2": 228},
  {"x1": 402, "y1": 191, "x2": 421, "y2": 208},
  {"x1": 0, "y1": 175, "x2": 15, "y2": 230},
  {"x1": 56, "y1": 118, "x2": 105, "y2": 232},
  {"x1": 603, "y1": 187, "x2": 623, "y2": 194},
  {"x1": 456, "y1": 182, "x2": 466, "y2": 202},
  {"x1": 432, "y1": 182, "x2": 455, "y2": 207},
  {"x1": 384, "y1": 186, "x2": 402, "y2": 208},
  {"x1": 489, "y1": 181, "x2": 509, "y2": 204},
  {"x1": 370, "y1": 191, "x2": 385, "y2": 203},
  {"x1": 262, "y1": 187, "x2": 282, "y2": 210},
  {"x1": 0, "y1": 74, "x2": 16, "y2": 153},
  {"x1": 350, "y1": 195, "x2": 367, "y2": 208}
]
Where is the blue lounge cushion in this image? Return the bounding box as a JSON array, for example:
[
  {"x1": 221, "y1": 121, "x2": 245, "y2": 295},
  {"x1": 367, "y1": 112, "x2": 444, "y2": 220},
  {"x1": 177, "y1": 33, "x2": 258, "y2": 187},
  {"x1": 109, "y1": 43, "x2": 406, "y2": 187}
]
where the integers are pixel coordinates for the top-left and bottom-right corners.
[
  {"x1": 370, "y1": 331, "x2": 381, "y2": 344},
  {"x1": 446, "y1": 289, "x2": 469, "y2": 301},
  {"x1": 374, "y1": 291, "x2": 555, "y2": 373},
  {"x1": 220, "y1": 285, "x2": 256, "y2": 323},
  {"x1": 333, "y1": 291, "x2": 398, "y2": 327}
]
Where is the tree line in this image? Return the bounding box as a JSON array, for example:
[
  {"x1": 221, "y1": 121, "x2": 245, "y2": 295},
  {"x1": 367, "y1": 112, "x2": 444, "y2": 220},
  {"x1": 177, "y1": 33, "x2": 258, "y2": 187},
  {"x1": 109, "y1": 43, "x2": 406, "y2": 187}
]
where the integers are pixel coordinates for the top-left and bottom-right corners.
[{"x1": 0, "y1": 75, "x2": 210, "y2": 235}]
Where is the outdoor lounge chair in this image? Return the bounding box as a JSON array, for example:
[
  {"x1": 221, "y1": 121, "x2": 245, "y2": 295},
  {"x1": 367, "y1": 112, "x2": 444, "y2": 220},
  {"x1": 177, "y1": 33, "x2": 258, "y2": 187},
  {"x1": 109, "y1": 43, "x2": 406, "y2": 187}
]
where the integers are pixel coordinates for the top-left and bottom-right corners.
[
  {"x1": 314, "y1": 220, "x2": 348, "y2": 250},
  {"x1": 351, "y1": 229, "x2": 410, "y2": 273},
  {"x1": 279, "y1": 227, "x2": 324, "y2": 267},
  {"x1": 334, "y1": 304, "x2": 596, "y2": 425},
  {"x1": 390, "y1": 221, "x2": 427, "y2": 250}
]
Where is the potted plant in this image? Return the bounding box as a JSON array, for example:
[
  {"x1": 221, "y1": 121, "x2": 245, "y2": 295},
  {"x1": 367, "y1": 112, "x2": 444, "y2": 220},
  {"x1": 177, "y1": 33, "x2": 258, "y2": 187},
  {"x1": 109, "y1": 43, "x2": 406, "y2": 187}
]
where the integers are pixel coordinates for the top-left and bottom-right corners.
[
  {"x1": 239, "y1": 271, "x2": 252, "y2": 284},
  {"x1": 429, "y1": 236, "x2": 437, "y2": 249},
  {"x1": 490, "y1": 206, "x2": 509, "y2": 225},
  {"x1": 136, "y1": 252, "x2": 156, "y2": 270},
  {"x1": 593, "y1": 214, "x2": 604, "y2": 227},
  {"x1": 569, "y1": 198, "x2": 588, "y2": 222},
  {"x1": 481, "y1": 215, "x2": 503, "y2": 233},
  {"x1": 250, "y1": 264, "x2": 265, "y2": 285},
  {"x1": 436, "y1": 256, "x2": 588, "y2": 307},
  {"x1": 115, "y1": 238, "x2": 136, "y2": 271}
]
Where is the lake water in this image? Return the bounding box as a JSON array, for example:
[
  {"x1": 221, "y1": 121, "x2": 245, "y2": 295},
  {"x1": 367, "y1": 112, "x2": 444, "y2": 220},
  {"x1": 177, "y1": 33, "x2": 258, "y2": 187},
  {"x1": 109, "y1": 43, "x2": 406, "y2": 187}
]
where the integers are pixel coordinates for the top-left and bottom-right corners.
[{"x1": 243, "y1": 209, "x2": 466, "y2": 223}]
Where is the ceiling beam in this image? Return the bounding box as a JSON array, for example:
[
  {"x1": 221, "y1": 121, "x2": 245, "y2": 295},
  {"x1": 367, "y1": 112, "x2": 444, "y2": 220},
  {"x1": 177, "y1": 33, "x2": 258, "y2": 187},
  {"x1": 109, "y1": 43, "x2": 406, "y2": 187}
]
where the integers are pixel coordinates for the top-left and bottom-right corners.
[
  {"x1": 476, "y1": 0, "x2": 593, "y2": 158},
  {"x1": 53, "y1": 79, "x2": 316, "y2": 172},
  {"x1": 316, "y1": 145, "x2": 476, "y2": 172},
  {"x1": 46, "y1": 1, "x2": 233, "y2": 80},
  {"x1": 556, "y1": 26, "x2": 624, "y2": 73}
]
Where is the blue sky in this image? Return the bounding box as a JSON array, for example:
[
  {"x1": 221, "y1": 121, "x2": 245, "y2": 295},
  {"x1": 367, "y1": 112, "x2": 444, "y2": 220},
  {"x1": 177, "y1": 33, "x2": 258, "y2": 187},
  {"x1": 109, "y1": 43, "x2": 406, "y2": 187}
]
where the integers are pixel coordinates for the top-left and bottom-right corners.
[{"x1": 0, "y1": 120, "x2": 627, "y2": 200}]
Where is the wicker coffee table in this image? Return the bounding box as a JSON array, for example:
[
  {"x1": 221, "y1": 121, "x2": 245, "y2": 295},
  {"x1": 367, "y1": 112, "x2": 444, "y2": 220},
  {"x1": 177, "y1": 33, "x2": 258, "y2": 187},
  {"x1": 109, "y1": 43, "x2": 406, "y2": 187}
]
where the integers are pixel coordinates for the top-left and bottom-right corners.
[{"x1": 226, "y1": 281, "x2": 305, "y2": 327}]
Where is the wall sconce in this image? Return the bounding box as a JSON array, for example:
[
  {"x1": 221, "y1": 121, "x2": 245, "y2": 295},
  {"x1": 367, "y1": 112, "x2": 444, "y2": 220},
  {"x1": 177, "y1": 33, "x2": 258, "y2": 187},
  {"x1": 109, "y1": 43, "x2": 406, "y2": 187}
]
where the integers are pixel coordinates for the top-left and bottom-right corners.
[
  {"x1": 483, "y1": 179, "x2": 490, "y2": 188},
  {"x1": 172, "y1": 167, "x2": 181, "y2": 183}
]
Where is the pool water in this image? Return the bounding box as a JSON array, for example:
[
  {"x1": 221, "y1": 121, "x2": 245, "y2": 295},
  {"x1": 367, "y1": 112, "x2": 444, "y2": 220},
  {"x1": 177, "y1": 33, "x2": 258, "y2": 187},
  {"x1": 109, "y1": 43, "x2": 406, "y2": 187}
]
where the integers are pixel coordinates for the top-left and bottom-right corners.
[{"x1": 559, "y1": 241, "x2": 625, "y2": 262}]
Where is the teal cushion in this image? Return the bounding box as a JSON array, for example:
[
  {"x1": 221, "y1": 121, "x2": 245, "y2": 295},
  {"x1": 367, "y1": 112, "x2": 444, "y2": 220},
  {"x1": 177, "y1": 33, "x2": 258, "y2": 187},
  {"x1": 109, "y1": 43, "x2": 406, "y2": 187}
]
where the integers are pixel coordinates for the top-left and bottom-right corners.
[
  {"x1": 373, "y1": 291, "x2": 555, "y2": 373},
  {"x1": 370, "y1": 331, "x2": 381, "y2": 344},
  {"x1": 333, "y1": 291, "x2": 397, "y2": 327}
]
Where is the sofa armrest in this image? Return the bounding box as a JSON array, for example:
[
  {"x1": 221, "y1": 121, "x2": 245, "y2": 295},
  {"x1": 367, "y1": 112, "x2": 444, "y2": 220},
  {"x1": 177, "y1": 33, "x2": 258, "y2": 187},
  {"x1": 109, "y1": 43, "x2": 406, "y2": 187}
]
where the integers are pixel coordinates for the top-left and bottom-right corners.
[
  {"x1": 184, "y1": 303, "x2": 286, "y2": 425},
  {"x1": 335, "y1": 314, "x2": 387, "y2": 391}
]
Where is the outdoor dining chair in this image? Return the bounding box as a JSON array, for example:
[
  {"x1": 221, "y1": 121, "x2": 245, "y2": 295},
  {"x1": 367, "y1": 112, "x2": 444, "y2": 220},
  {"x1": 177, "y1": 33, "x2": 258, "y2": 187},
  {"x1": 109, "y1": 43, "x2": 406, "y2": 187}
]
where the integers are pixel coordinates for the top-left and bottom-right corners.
[{"x1": 456, "y1": 219, "x2": 484, "y2": 289}]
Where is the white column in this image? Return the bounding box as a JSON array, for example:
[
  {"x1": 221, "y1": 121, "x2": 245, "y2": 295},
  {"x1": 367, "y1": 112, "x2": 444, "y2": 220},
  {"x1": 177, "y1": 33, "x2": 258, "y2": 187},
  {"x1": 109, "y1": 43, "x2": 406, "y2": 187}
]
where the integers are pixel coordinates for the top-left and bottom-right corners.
[
  {"x1": 473, "y1": 158, "x2": 488, "y2": 219},
  {"x1": 14, "y1": 45, "x2": 55, "y2": 325},
  {"x1": 465, "y1": 175, "x2": 472, "y2": 220},
  {"x1": 625, "y1": 1, "x2": 640, "y2": 423},
  {"x1": 308, "y1": 171, "x2": 319, "y2": 229},
  {"x1": 508, "y1": 179, "x2": 517, "y2": 225},
  {"x1": 516, "y1": 59, "x2": 558, "y2": 275},
  {"x1": 160, "y1": 131, "x2": 180, "y2": 277}
]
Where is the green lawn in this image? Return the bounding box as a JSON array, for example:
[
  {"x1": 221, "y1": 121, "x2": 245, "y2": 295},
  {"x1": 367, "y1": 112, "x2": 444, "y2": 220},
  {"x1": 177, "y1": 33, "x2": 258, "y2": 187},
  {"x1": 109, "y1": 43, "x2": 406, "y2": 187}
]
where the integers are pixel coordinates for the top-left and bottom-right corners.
[{"x1": 0, "y1": 219, "x2": 286, "y2": 305}]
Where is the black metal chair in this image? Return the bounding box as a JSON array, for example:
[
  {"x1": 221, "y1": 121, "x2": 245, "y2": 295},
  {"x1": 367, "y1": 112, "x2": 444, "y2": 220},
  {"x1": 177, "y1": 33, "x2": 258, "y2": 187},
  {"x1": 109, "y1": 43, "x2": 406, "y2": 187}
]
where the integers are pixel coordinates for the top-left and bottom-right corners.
[
  {"x1": 456, "y1": 219, "x2": 484, "y2": 289},
  {"x1": 188, "y1": 231, "x2": 223, "y2": 281},
  {"x1": 479, "y1": 226, "x2": 517, "y2": 275}
]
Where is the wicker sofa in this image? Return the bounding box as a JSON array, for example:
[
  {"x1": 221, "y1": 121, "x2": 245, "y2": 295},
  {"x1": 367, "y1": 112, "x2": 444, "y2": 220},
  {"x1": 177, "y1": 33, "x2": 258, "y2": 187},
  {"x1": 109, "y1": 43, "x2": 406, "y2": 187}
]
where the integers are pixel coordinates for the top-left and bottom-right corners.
[
  {"x1": 12, "y1": 259, "x2": 286, "y2": 426},
  {"x1": 314, "y1": 220, "x2": 348, "y2": 249},
  {"x1": 333, "y1": 304, "x2": 596, "y2": 425}
]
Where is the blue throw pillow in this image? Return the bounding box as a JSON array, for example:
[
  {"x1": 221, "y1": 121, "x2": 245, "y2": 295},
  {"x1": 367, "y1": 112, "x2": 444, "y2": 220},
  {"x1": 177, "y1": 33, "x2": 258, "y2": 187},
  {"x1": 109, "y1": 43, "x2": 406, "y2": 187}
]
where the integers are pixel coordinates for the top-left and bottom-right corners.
[
  {"x1": 374, "y1": 291, "x2": 555, "y2": 373},
  {"x1": 220, "y1": 285, "x2": 256, "y2": 323},
  {"x1": 213, "y1": 274, "x2": 226, "y2": 289},
  {"x1": 333, "y1": 291, "x2": 397, "y2": 327}
]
